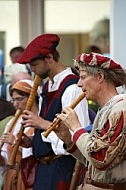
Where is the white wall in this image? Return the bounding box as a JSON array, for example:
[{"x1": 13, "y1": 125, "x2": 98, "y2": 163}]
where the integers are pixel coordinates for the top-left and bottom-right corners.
[
  {"x1": 45, "y1": 0, "x2": 110, "y2": 33},
  {"x1": 0, "y1": 1, "x2": 19, "y2": 66}
]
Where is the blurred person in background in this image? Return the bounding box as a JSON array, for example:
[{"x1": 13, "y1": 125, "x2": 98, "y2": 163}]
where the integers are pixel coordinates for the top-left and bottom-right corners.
[
  {"x1": 9, "y1": 46, "x2": 24, "y2": 64},
  {"x1": 84, "y1": 45, "x2": 102, "y2": 55},
  {"x1": 9, "y1": 46, "x2": 31, "y2": 76},
  {"x1": 89, "y1": 18, "x2": 110, "y2": 56},
  {"x1": 0, "y1": 97, "x2": 16, "y2": 137},
  {"x1": 0, "y1": 64, "x2": 32, "y2": 101}
]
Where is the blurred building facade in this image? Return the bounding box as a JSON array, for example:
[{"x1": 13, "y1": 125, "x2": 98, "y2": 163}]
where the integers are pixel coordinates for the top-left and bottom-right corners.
[{"x1": 0, "y1": 0, "x2": 110, "y2": 70}]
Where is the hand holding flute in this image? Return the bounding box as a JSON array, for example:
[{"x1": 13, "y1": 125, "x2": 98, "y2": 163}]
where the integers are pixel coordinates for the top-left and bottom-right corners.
[
  {"x1": 43, "y1": 92, "x2": 85, "y2": 138},
  {"x1": 51, "y1": 104, "x2": 84, "y2": 148},
  {"x1": 0, "y1": 109, "x2": 21, "y2": 150}
]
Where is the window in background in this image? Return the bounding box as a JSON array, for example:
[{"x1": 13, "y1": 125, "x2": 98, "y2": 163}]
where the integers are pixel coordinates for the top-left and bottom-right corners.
[{"x1": 0, "y1": 32, "x2": 5, "y2": 84}]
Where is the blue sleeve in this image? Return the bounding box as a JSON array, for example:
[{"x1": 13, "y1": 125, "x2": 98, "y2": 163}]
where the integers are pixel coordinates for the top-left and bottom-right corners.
[{"x1": 85, "y1": 124, "x2": 93, "y2": 133}]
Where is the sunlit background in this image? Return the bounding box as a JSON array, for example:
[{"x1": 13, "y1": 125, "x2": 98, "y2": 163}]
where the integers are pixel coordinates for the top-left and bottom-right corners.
[{"x1": 0, "y1": 0, "x2": 110, "y2": 67}]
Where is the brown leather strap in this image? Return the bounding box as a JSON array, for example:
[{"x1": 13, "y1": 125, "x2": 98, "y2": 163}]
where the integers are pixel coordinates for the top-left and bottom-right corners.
[
  {"x1": 37, "y1": 154, "x2": 62, "y2": 164},
  {"x1": 86, "y1": 179, "x2": 126, "y2": 190},
  {"x1": 87, "y1": 179, "x2": 114, "y2": 189}
]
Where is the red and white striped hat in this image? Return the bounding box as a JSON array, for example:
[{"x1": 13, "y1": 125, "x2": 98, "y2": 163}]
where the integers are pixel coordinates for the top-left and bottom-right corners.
[{"x1": 74, "y1": 53, "x2": 122, "y2": 70}]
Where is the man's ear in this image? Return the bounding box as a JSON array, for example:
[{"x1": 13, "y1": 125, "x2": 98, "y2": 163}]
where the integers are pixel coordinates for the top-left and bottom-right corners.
[
  {"x1": 46, "y1": 53, "x2": 53, "y2": 60},
  {"x1": 98, "y1": 71, "x2": 105, "y2": 83}
]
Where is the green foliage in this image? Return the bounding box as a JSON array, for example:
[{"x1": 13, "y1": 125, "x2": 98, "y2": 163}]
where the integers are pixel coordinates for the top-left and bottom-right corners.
[{"x1": 88, "y1": 100, "x2": 99, "y2": 113}]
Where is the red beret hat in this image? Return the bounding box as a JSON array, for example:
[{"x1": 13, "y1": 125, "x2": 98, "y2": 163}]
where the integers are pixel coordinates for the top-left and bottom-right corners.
[
  {"x1": 74, "y1": 53, "x2": 122, "y2": 70},
  {"x1": 17, "y1": 34, "x2": 60, "y2": 64}
]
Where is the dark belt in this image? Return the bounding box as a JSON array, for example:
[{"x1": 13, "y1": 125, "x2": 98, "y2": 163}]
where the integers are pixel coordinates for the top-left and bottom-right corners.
[
  {"x1": 37, "y1": 154, "x2": 63, "y2": 165},
  {"x1": 86, "y1": 178, "x2": 126, "y2": 190}
]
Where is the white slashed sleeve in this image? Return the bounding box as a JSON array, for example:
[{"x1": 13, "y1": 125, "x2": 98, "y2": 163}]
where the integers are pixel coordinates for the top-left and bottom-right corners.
[{"x1": 41, "y1": 84, "x2": 90, "y2": 155}]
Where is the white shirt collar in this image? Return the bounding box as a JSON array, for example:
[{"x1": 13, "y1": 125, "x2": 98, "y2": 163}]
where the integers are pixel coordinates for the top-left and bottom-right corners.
[{"x1": 48, "y1": 67, "x2": 74, "y2": 91}]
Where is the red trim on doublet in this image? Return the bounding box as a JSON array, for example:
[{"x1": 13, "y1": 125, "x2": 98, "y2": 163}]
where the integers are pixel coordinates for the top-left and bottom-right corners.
[
  {"x1": 73, "y1": 128, "x2": 87, "y2": 144},
  {"x1": 68, "y1": 144, "x2": 77, "y2": 153},
  {"x1": 91, "y1": 113, "x2": 124, "y2": 169}
]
